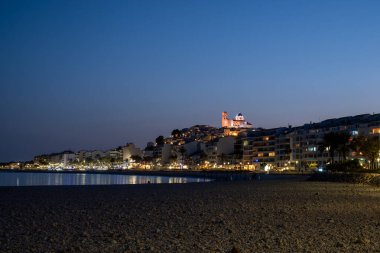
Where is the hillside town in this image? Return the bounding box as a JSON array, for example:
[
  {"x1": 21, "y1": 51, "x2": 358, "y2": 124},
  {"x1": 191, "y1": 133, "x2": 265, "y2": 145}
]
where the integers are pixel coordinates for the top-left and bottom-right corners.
[{"x1": 3, "y1": 112, "x2": 380, "y2": 172}]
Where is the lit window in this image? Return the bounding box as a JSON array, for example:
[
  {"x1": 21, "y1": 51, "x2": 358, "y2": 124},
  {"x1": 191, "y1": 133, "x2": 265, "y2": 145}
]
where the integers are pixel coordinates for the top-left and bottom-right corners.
[
  {"x1": 269, "y1": 152, "x2": 275, "y2": 157},
  {"x1": 372, "y1": 128, "x2": 380, "y2": 134},
  {"x1": 351, "y1": 130, "x2": 359, "y2": 136}
]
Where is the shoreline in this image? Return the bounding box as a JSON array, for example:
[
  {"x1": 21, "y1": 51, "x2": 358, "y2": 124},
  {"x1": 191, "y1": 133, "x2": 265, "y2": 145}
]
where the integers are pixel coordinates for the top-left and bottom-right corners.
[
  {"x1": 5, "y1": 169, "x2": 380, "y2": 187},
  {"x1": 0, "y1": 168, "x2": 257, "y2": 182}
]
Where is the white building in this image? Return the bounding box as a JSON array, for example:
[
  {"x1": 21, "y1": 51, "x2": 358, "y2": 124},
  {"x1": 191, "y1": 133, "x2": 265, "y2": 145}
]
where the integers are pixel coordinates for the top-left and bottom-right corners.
[
  {"x1": 222, "y1": 112, "x2": 253, "y2": 129},
  {"x1": 62, "y1": 153, "x2": 76, "y2": 166},
  {"x1": 123, "y1": 143, "x2": 143, "y2": 161},
  {"x1": 217, "y1": 136, "x2": 236, "y2": 156},
  {"x1": 161, "y1": 143, "x2": 173, "y2": 164}
]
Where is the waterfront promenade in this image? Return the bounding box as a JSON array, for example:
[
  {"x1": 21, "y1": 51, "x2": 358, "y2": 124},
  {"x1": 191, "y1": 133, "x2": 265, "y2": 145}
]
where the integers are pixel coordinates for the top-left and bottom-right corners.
[{"x1": 1, "y1": 175, "x2": 379, "y2": 252}]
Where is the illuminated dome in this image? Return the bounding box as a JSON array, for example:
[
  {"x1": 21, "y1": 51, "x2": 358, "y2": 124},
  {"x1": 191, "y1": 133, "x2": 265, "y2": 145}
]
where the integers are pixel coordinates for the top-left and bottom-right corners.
[{"x1": 235, "y1": 113, "x2": 245, "y2": 121}]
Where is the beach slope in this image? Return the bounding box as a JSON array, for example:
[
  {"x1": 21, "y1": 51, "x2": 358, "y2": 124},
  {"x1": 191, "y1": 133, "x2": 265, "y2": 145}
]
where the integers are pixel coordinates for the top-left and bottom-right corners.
[{"x1": 1, "y1": 175, "x2": 379, "y2": 252}]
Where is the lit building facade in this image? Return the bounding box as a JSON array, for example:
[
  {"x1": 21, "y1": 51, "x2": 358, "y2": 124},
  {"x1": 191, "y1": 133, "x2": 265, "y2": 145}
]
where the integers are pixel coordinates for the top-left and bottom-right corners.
[
  {"x1": 222, "y1": 112, "x2": 253, "y2": 129},
  {"x1": 241, "y1": 113, "x2": 380, "y2": 171},
  {"x1": 123, "y1": 143, "x2": 143, "y2": 161},
  {"x1": 288, "y1": 113, "x2": 380, "y2": 170}
]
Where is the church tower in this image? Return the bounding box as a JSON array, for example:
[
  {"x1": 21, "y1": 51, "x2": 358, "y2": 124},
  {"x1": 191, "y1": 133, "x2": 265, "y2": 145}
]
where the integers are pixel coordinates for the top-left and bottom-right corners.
[{"x1": 222, "y1": 111, "x2": 229, "y2": 128}]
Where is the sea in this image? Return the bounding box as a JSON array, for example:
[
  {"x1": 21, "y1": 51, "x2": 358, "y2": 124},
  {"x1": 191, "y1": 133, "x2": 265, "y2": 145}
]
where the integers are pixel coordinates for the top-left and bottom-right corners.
[{"x1": 0, "y1": 171, "x2": 211, "y2": 186}]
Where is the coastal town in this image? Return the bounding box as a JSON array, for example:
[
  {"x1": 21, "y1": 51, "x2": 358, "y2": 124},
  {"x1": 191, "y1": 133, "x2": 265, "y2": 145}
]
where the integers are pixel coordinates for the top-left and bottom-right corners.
[
  {"x1": 3, "y1": 112, "x2": 380, "y2": 172},
  {"x1": 2, "y1": 1, "x2": 380, "y2": 252}
]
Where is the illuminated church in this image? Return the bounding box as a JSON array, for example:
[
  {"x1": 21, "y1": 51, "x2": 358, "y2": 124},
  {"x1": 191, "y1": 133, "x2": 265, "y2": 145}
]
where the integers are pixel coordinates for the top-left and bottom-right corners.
[{"x1": 222, "y1": 111, "x2": 253, "y2": 129}]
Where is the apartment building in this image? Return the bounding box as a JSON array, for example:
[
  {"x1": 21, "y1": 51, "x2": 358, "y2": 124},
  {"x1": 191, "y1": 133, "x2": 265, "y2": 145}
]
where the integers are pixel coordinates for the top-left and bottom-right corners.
[
  {"x1": 289, "y1": 113, "x2": 380, "y2": 170},
  {"x1": 240, "y1": 113, "x2": 380, "y2": 171}
]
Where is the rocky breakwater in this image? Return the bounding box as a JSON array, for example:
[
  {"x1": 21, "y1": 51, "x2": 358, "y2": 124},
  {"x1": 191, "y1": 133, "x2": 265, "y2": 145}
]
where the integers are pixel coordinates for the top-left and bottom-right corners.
[{"x1": 310, "y1": 172, "x2": 380, "y2": 187}]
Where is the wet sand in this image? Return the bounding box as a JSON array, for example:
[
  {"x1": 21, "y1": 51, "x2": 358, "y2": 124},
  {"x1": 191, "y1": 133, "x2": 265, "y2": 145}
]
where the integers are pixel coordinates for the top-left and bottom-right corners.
[{"x1": 1, "y1": 175, "x2": 380, "y2": 252}]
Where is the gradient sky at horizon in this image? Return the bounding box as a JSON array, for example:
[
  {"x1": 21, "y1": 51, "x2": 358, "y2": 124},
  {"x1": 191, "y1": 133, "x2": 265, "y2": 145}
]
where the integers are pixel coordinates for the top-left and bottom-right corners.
[{"x1": 1, "y1": 0, "x2": 380, "y2": 162}]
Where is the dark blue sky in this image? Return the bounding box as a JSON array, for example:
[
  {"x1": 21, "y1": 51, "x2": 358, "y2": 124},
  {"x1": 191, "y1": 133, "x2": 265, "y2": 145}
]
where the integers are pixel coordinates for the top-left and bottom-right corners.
[{"x1": 1, "y1": 0, "x2": 380, "y2": 162}]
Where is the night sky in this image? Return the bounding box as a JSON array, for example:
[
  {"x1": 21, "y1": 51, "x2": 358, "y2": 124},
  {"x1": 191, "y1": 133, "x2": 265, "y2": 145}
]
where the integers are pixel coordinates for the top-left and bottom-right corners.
[{"x1": 1, "y1": 0, "x2": 380, "y2": 162}]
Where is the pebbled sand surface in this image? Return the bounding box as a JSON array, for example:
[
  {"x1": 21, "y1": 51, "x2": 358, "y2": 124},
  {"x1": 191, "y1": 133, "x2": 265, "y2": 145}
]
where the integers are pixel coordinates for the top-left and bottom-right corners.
[{"x1": 1, "y1": 175, "x2": 380, "y2": 253}]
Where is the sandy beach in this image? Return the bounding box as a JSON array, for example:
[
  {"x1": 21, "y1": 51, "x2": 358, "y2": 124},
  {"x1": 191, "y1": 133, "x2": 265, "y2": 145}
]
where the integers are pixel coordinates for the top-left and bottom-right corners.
[{"x1": 1, "y1": 175, "x2": 380, "y2": 253}]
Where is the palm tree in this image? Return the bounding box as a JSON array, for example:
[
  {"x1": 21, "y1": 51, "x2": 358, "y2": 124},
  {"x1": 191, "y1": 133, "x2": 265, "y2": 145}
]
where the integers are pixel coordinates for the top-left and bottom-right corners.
[
  {"x1": 336, "y1": 132, "x2": 351, "y2": 161},
  {"x1": 179, "y1": 146, "x2": 186, "y2": 169},
  {"x1": 219, "y1": 153, "x2": 226, "y2": 167},
  {"x1": 319, "y1": 132, "x2": 338, "y2": 163},
  {"x1": 319, "y1": 132, "x2": 351, "y2": 163}
]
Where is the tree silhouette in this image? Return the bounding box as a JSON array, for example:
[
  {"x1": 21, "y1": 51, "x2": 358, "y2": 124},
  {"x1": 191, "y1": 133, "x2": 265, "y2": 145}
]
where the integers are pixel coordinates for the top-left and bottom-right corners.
[
  {"x1": 319, "y1": 132, "x2": 351, "y2": 163},
  {"x1": 352, "y1": 136, "x2": 380, "y2": 170},
  {"x1": 179, "y1": 146, "x2": 186, "y2": 168},
  {"x1": 171, "y1": 129, "x2": 181, "y2": 138},
  {"x1": 130, "y1": 155, "x2": 142, "y2": 163},
  {"x1": 155, "y1": 136, "x2": 165, "y2": 146},
  {"x1": 362, "y1": 136, "x2": 380, "y2": 169}
]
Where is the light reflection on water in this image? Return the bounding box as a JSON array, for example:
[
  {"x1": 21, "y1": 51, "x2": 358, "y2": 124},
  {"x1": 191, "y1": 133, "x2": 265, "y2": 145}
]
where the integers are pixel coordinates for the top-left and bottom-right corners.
[{"x1": 0, "y1": 172, "x2": 210, "y2": 186}]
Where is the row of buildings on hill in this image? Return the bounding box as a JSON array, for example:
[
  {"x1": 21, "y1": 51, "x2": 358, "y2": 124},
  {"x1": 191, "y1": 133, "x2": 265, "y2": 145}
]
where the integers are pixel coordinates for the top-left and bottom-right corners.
[
  {"x1": 123, "y1": 112, "x2": 380, "y2": 171},
  {"x1": 30, "y1": 111, "x2": 380, "y2": 171}
]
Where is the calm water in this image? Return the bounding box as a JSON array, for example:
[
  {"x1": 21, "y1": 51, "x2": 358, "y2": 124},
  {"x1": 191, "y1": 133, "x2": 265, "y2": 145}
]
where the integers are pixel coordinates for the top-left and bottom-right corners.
[{"x1": 0, "y1": 172, "x2": 211, "y2": 186}]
